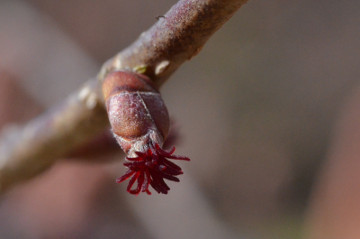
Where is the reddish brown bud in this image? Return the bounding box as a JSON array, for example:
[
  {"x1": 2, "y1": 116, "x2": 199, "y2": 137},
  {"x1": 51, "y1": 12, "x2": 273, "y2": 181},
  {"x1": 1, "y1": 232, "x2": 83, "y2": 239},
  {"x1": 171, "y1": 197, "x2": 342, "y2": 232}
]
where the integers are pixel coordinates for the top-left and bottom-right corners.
[
  {"x1": 102, "y1": 71, "x2": 169, "y2": 155},
  {"x1": 102, "y1": 71, "x2": 189, "y2": 195}
]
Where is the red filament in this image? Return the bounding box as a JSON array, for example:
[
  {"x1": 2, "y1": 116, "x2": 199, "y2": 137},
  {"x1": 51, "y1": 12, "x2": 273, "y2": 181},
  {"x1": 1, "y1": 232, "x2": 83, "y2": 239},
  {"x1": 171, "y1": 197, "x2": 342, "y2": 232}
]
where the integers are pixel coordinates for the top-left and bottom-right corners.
[{"x1": 116, "y1": 143, "x2": 190, "y2": 195}]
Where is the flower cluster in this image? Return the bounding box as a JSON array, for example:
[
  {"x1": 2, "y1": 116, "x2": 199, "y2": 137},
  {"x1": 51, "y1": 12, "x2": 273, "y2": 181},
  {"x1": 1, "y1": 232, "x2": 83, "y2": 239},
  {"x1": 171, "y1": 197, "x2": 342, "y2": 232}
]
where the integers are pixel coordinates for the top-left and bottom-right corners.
[{"x1": 116, "y1": 143, "x2": 190, "y2": 195}]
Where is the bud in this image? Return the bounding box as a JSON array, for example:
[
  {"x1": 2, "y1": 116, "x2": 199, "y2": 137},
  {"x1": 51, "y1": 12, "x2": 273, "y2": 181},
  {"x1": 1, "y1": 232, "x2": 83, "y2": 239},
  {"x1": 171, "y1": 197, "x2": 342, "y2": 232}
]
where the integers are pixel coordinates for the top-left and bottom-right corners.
[
  {"x1": 103, "y1": 71, "x2": 169, "y2": 155},
  {"x1": 102, "y1": 71, "x2": 189, "y2": 195}
]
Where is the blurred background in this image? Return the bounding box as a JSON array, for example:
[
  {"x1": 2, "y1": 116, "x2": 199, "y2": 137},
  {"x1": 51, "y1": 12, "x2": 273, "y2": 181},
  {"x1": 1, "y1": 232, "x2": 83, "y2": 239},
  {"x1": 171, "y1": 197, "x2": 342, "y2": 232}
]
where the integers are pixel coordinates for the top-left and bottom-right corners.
[{"x1": 1, "y1": 0, "x2": 360, "y2": 238}]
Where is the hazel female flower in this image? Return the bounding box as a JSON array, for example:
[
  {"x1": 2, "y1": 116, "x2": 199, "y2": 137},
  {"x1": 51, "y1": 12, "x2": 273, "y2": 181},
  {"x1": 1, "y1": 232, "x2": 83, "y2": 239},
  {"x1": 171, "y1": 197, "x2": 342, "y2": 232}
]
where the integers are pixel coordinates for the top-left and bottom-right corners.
[{"x1": 102, "y1": 71, "x2": 189, "y2": 195}]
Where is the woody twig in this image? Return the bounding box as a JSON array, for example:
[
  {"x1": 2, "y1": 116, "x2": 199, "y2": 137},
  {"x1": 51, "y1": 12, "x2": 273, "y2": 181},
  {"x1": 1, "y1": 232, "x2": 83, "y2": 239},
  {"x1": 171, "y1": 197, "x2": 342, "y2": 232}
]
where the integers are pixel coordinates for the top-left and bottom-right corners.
[{"x1": 0, "y1": 0, "x2": 248, "y2": 194}]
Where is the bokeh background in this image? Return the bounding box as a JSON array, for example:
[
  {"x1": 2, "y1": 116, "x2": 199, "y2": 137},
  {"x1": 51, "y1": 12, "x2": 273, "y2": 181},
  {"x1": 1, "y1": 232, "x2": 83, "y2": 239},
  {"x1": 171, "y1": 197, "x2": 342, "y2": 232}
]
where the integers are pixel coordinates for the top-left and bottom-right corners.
[{"x1": 1, "y1": 0, "x2": 360, "y2": 238}]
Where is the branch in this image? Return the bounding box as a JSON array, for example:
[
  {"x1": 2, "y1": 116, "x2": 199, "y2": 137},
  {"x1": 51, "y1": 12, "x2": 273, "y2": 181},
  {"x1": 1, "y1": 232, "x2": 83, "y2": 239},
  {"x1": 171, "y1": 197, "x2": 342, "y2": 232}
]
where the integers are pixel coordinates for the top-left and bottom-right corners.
[
  {"x1": 0, "y1": 0, "x2": 249, "y2": 194},
  {"x1": 99, "y1": 0, "x2": 248, "y2": 86},
  {"x1": 0, "y1": 80, "x2": 108, "y2": 192}
]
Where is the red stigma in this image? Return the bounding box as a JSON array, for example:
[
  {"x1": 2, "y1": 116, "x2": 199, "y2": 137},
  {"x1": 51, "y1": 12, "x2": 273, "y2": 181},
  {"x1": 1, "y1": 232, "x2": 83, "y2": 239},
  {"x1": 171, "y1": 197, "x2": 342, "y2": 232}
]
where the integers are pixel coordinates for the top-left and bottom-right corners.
[{"x1": 116, "y1": 143, "x2": 190, "y2": 195}]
